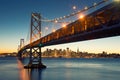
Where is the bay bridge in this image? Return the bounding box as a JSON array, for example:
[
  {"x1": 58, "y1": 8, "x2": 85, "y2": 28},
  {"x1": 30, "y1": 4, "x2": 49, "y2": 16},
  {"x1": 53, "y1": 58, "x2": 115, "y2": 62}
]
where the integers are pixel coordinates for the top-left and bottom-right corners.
[{"x1": 18, "y1": 0, "x2": 120, "y2": 68}]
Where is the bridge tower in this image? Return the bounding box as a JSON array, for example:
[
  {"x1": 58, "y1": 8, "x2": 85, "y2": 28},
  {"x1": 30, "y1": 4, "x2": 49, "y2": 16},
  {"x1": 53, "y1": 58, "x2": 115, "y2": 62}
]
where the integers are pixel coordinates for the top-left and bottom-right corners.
[
  {"x1": 20, "y1": 39, "x2": 24, "y2": 49},
  {"x1": 24, "y1": 13, "x2": 46, "y2": 69},
  {"x1": 17, "y1": 39, "x2": 24, "y2": 57}
]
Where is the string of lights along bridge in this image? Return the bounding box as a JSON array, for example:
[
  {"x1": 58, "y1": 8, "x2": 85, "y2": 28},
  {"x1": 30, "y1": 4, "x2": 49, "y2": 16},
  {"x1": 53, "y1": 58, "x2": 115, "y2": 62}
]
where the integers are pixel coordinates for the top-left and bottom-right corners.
[
  {"x1": 18, "y1": 0, "x2": 120, "y2": 68},
  {"x1": 22, "y1": 0, "x2": 111, "y2": 46}
]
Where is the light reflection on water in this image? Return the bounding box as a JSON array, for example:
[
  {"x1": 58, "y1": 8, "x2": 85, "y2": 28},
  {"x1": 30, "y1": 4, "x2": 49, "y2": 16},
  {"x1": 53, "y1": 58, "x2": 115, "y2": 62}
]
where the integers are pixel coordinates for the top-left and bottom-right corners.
[
  {"x1": 0, "y1": 57, "x2": 120, "y2": 80},
  {"x1": 17, "y1": 60, "x2": 29, "y2": 80},
  {"x1": 17, "y1": 59, "x2": 44, "y2": 80}
]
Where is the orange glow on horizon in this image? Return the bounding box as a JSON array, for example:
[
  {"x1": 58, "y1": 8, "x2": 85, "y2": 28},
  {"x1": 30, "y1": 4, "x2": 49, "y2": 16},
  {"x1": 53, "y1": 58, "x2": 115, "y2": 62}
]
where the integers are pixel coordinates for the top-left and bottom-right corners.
[{"x1": 0, "y1": 48, "x2": 17, "y2": 53}]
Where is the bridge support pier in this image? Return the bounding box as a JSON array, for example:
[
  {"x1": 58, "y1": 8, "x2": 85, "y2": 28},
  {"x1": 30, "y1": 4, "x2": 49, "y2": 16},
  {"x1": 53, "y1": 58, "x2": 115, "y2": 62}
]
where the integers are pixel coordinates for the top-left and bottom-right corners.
[{"x1": 24, "y1": 46, "x2": 46, "y2": 69}]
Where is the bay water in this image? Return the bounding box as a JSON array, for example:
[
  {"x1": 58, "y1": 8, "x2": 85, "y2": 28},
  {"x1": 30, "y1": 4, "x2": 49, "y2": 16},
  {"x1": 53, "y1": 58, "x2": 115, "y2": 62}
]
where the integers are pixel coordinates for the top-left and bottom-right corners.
[{"x1": 0, "y1": 57, "x2": 120, "y2": 80}]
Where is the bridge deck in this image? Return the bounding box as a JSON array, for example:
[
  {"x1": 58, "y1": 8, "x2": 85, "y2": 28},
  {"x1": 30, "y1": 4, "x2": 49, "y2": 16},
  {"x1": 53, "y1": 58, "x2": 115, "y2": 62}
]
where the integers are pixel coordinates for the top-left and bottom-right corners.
[{"x1": 19, "y1": 2, "x2": 120, "y2": 53}]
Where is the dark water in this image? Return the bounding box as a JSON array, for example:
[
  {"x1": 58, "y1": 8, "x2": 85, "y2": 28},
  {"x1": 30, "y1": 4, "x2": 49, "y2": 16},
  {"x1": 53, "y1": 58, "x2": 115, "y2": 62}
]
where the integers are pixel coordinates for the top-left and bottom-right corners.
[{"x1": 0, "y1": 57, "x2": 120, "y2": 80}]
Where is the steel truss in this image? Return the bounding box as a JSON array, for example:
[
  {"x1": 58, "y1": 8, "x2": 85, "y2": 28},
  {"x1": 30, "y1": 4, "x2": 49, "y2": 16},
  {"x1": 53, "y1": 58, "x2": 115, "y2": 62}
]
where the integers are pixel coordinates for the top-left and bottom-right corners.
[{"x1": 18, "y1": 13, "x2": 46, "y2": 69}]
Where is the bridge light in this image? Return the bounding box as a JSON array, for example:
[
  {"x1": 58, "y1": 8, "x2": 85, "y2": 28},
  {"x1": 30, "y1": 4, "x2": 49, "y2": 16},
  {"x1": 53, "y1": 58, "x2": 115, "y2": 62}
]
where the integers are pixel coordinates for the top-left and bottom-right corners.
[
  {"x1": 79, "y1": 14, "x2": 84, "y2": 19},
  {"x1": 93, "y1": 3, "x2": 97, "y2": 6},
  {"x1": 73, "y1": 6, "x2": 76, "y2": 10},
  {"x1": 62, "y1": 23, "x2": 66, "y2": 28},
  {"x1": 52, "y1": 29, "x2": 56, "y2": 33},
  {"x1": 45, "y1": 27, "x2": 48, "y2": 30},
  {"x1": 84, "y1": 6, "x2": 88, "y2": 10},
  {"x1": 55, "y1": 20, "x2": 58, "y2": 23},
  {"x1": 63, "y1": 16, "x2": 66, "y2": 18}
]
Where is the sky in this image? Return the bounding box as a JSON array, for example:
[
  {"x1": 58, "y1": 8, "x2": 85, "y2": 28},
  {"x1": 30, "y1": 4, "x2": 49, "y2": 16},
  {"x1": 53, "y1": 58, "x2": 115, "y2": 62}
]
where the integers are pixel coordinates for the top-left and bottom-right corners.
[{"x1": 0, "y1": 0, "x2": 120, "y2": 54}]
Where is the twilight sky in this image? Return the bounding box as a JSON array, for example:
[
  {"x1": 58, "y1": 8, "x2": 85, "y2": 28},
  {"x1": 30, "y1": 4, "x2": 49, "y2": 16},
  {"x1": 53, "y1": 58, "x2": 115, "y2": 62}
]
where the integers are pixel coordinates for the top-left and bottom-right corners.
[{"x1": 0, "y1": 0, "x2": 120, "y2": 53}]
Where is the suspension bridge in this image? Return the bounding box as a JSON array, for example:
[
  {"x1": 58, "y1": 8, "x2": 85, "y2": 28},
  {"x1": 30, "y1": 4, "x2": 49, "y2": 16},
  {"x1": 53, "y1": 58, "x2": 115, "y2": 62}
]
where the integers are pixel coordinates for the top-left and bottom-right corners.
[{"x1": 17, "y1": 0, "x2": 120, "y2": 69}]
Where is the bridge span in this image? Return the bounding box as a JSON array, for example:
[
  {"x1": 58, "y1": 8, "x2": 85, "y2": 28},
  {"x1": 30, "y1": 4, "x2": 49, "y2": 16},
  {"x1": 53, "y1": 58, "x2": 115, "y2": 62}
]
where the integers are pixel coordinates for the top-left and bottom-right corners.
[{"x1": 18, "y1": 1, "x2": 120, "y2": 69}]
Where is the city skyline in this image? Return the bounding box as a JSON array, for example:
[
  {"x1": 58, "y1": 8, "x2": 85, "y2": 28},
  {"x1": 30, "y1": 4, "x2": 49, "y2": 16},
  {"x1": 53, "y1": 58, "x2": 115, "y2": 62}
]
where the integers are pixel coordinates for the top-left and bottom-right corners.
[
  {"x1": 0, "y1": 0, "x2": 120, "y2": 53},
  {"x1": 42, "y1": 36, "x2": 120, "y2": 54}
]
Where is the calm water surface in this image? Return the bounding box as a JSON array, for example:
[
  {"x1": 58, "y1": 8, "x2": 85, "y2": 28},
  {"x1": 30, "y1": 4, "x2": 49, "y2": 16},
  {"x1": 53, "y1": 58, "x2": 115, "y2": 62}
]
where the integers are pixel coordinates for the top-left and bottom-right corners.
[{"x1": 0, "y1": 57, "x2": 120, "y2": 80}]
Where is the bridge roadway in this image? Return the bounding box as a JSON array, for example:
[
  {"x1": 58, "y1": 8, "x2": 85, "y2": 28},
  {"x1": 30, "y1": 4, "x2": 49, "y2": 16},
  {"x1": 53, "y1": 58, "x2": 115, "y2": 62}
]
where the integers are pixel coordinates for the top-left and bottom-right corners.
[{"x1": 19, "y1": 2, "x2": 120, "y2": 53}]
